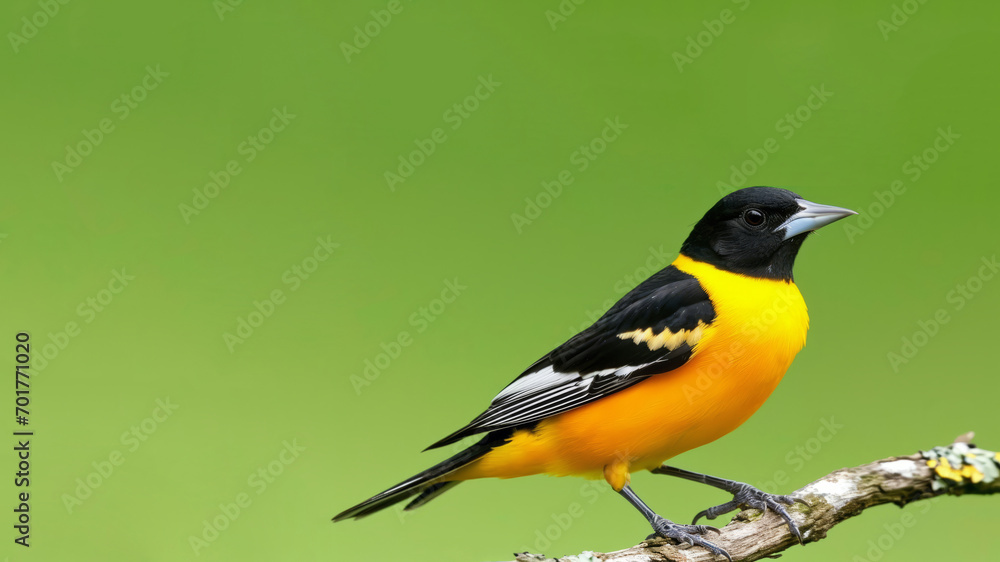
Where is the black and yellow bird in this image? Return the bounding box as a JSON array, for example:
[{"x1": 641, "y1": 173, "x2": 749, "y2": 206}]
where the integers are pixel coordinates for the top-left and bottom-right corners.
[{"x1": 334, "y1": 186, "x2": 855, "y2": 559}]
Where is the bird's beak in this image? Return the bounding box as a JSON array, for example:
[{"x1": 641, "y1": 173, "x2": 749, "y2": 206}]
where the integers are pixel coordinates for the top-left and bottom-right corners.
[{"x1": 776, "y1": 199, "x2": 858, "y2": 240}]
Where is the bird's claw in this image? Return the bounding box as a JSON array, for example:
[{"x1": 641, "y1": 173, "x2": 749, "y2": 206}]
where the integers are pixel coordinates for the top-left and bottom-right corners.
[
  {"x1": 693, "y1": 500, "x2": 739, "y2": 524},
  {"x1": 648, "y1": 516, "x2": 732, "y2": 561},
  {"x1": 692, "y1": 484, "x2": 807, "y2": 545}
]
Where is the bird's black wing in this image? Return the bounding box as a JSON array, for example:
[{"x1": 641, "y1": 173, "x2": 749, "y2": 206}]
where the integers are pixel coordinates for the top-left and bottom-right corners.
[{"x1": 426, "y1": 264, "x2": 716, "y2": 450}]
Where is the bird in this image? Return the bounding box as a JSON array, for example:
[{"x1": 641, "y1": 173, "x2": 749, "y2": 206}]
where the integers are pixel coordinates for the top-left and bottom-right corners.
[{"x1": 333, "y1": 186, "x2": 856, "y2": 560}]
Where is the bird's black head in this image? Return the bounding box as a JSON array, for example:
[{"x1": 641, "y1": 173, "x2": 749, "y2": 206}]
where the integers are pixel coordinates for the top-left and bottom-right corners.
[{"x1": 680, "y1": 186, "x2": 856, "y2": 281}]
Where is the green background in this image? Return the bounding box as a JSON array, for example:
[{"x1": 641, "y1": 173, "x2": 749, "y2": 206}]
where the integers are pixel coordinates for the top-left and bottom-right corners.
[{"x1": 2, "y1": 0, "x2": 998, "y2": 560}]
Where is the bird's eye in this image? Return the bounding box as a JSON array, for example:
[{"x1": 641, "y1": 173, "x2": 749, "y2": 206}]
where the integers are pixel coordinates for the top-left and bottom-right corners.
[{"x1": 743, "y1": 209, "x2": 766, "y2": 227}]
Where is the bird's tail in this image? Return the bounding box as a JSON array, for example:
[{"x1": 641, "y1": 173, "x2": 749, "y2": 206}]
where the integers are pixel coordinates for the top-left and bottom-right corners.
[{"x1": 332, "y1": 432, "x2": 501, "y2": 521}]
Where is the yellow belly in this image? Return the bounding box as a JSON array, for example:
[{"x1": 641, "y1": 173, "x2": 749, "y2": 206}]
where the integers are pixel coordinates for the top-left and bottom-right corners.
[{"x1": 452, "y1": 255, "x2": 809, "y2": 481}]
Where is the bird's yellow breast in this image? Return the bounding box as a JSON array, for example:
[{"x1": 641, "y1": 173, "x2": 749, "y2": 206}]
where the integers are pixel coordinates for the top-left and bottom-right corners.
[{"x1": 452, "y1": 255, "x2": 809, "y2": 482}]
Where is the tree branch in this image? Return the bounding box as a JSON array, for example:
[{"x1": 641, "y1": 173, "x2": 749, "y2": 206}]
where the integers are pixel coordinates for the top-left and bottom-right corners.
[{"x1": 513, "y1": 433, "x2": 1000, "y2": 562}]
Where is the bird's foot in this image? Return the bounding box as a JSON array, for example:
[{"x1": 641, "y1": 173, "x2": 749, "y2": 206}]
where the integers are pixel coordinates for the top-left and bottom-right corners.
[
  {"x1": 646, "y1": 516, "x2": 730, "y2": 561},
  {"x1": 693, "y1": 482, "x2": 808, "y2": 543}
]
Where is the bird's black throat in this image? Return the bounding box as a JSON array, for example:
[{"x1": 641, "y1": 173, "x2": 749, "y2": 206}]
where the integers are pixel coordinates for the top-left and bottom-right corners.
[{"x1": 680, "y1": 231, "x2": 807, "y2": 282}]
